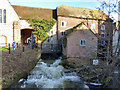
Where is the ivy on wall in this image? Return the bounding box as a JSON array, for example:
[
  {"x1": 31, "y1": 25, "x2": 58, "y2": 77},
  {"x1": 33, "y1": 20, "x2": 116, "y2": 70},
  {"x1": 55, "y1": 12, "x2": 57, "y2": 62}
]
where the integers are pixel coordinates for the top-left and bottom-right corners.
[{"x1": 29, "y1": 19, "x2": 56, "y2": 41}]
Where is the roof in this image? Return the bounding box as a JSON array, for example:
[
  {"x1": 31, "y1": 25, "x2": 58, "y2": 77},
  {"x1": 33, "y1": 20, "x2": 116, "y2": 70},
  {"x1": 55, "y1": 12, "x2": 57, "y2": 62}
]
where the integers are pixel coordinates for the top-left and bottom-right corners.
[
  {"x1": 57, "y1": 5, "x2": 111, "y2": 21},
  {"x1": 12, "y1": 5, "x2": 54, "y2": 20}
]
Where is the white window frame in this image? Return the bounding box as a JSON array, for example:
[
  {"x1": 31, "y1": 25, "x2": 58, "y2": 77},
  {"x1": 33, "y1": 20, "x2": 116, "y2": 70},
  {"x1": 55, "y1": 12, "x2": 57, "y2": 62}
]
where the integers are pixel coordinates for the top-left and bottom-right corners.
[
  {"x1": 61, "y1": 31, "x2": 66, "y2": 36},
  {"x1": 80, "y1": 40, "x2": 86, "y2": 46},
  {"x1": 3, "y1": 9, "x2": 6, "y2": 23},
  {"x1": 101, "y1": 24, "x2": 105, "y2": 30},
  {"x1": 101, "y1": 40, "x2": 105, "y2": 46},
  {"x1": 0, "y1": 9, "x2": 6, "y2": 23},
  {"x1": 91, "y1": 24, "x2": 95, "y2": 29},
  {"x1": 101, "y1": 33, "x2": 105, "y2": 38},
  {"x1": 61, "y1": 21, "x2": 67, "y2": 27}
]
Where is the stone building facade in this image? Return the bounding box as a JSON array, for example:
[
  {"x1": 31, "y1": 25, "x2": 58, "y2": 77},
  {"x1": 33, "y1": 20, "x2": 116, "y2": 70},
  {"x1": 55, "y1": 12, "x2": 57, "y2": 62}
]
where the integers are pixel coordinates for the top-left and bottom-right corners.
[
  {"x1": 0, "y1": 0, "x2": 20, "y2": 47},
  {"x1": 57, "y1": 5, "x2": 113, "y2": 58}
]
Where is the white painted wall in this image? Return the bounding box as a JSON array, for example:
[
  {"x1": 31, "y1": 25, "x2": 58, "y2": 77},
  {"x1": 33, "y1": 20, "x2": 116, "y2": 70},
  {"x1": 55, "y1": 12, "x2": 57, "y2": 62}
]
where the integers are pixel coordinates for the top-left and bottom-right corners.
[
  {"x1": 43, "y1": 23, "x2": 58, "y2": 45},
  {"x1": 20, "y1": 20, "x2": 33, "y2": 29},
  {"x1": 0, "y1": 0, "x2": 19, "y2": 45}
]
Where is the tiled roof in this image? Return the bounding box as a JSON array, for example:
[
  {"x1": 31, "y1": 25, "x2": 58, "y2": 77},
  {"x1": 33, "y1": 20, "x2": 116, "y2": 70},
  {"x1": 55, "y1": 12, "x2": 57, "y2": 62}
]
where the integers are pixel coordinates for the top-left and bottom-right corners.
[
  {"x1": 57, "y1": 5, "x2": 111, "y2": 20},
  {"x1": 12, "y1": 5, "x2": 54, "y2": 20}
]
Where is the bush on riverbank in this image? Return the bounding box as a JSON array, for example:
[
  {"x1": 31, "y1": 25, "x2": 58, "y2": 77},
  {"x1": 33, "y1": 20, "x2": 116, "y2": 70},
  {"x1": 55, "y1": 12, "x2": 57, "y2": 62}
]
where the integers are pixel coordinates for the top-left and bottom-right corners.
[{"x1": 60, "y1": 57, "x2": 114, "y2": 87}]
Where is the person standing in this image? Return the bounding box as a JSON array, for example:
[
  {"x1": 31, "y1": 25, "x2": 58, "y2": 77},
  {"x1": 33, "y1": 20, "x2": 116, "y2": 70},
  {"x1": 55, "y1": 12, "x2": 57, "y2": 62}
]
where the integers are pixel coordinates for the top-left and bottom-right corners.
[{"x1": 12, "y1": 41, "x2": 16, "y2": 52}]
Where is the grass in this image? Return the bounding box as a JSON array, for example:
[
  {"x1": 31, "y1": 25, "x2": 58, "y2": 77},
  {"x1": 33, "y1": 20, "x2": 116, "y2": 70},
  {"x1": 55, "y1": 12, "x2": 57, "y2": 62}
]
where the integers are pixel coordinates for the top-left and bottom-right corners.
[{"x1": 0, "y1": 47, "x2": 13, "y2": 51}]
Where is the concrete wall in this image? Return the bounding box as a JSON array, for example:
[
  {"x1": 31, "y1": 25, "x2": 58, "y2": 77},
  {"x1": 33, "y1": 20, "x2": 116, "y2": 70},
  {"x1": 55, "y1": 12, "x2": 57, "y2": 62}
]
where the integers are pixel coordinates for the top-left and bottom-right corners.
[{"x1": 0, "y1": 0, "x2": 20, "y2": 45}]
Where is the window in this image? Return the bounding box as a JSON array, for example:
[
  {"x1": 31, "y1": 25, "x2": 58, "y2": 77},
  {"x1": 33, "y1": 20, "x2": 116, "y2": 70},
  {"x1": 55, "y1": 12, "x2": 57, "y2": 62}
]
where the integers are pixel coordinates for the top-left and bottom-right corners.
[
  {"x1": 101, "y1": 24, "x2": 105, "y2": 30},
  {"x1": 0, "y1": 9, "x2": 6, "y2": 23},
  {"x1": 91, "y1": 24, "x2": 95, "y2": 29},
  {"x1": 61, "y1": 21, "x2": 67, "y2": 27},
  {"x1": 3, "y1": 9, "x2": 6, "y2": 23},
  {"x1": 101, "y1": 33, "x2": 105, "y2": 38},
  {"x1": 0, "y1": 9, "x2": 2, "y2": 23},
  {"x1": 101, "y1": 41, "x2": 105, "y2": 46},
  {"x1": 80, "y1": 40, "x2": 86, "y2": 46},
  {"x1": 61, "y1": 31, "x2": 66, "y2": 36}
]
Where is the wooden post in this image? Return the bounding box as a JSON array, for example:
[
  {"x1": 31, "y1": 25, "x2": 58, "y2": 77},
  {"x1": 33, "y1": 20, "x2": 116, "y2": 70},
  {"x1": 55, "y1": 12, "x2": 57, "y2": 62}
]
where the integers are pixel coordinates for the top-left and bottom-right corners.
[
  {"x1": 9, "y1": 43, "x2": 10, "y2": 54},
  {"x1": 17, "y1": 43, "x2": 18, "y2": 48}
]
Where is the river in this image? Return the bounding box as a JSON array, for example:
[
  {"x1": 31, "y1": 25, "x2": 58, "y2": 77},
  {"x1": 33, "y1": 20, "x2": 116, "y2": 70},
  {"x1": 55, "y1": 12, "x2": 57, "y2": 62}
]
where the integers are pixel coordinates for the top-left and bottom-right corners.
[{"x1": 15, "y1": 57, "x2": 89, "y2": 89}]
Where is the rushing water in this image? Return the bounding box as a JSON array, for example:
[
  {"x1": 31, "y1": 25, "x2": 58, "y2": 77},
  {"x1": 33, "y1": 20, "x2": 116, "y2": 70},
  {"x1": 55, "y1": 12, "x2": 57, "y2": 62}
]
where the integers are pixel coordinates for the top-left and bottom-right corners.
[{"x1": 16, "y1": 57, "x2": 89, "y2": 89}]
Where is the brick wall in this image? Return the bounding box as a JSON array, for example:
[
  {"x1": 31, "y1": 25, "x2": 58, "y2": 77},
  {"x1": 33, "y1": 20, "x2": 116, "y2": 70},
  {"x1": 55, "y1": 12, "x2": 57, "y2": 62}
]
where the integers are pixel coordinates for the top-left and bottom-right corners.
[
  {"x1": 57, "y1": 16, "x2": 113, "y2": 41},
  {"x1": 64, "y1": 25, "x2": 98, "y2": 58},
  {"x1": 58, "y1": 16, "x2": 113, "y2": 57}
]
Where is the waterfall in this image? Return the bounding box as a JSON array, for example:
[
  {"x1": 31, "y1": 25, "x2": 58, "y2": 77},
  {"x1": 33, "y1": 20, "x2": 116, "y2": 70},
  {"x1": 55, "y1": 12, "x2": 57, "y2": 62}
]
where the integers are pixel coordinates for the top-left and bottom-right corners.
[{"x1": 18, "y1": 57, "x2": 89, "y2": 89}]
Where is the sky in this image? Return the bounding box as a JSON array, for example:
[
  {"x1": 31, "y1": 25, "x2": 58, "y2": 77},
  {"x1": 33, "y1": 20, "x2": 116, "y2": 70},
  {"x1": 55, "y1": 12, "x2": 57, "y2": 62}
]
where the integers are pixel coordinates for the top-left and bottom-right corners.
[
  {"x1": 9, "y1": 0, "x2": 119, "y2": 21},
  {"x1": 9, "y1": 0, "x2": 100, "y2": 9}
]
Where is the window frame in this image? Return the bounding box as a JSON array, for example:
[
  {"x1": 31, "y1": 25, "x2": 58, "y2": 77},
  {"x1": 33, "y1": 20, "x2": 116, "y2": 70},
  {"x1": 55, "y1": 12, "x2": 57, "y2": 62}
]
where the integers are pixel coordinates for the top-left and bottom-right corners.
[
  {"x1": 91, "y1": 24, "x2": 95, "y2": 29},
  {"x1": 0, "y1": 9, "x2": 2, "y2": 23},
  {"x1": 61, "y1": 31, "x2": 66, "y2": 36},
  {"x1": 101, "y1": 24, "x2": 105, "y2": 30},
  {"x1": 101, "y1": 33, "x2": 105, "y2": 38},
  {"x1": 80, "y1": 40, "x2": 86, "y2": 46},
  {"x1": 3, "y1": 9, "x2": 6, "y2": 23},
  {"x1": 61, "y1": 21, "x2": 67, "y2": 27},
  {"x1": 101, "y1": 40, "x2": 106, "y2": 46}
]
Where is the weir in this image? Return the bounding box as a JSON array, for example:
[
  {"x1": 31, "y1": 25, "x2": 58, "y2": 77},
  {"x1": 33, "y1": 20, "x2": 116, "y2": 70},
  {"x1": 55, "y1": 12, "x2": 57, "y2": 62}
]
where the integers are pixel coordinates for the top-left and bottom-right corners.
[{"x1": 15, "y1": 57, "x2": 89, "y2": 89}]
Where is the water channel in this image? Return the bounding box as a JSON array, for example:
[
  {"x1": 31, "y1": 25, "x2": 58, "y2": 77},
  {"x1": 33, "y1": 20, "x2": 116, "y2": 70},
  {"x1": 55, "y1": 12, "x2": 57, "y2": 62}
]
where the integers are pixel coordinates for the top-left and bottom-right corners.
[{"x1": 15, "y1": 57, "x2": 89, "y2": 89}]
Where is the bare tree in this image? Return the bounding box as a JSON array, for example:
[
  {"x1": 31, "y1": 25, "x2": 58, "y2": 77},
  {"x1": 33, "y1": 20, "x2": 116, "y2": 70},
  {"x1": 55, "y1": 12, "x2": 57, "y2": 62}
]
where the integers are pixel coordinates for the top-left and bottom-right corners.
[{"x1": 97, "y1": 0, "x2": 120, "y2": 66}]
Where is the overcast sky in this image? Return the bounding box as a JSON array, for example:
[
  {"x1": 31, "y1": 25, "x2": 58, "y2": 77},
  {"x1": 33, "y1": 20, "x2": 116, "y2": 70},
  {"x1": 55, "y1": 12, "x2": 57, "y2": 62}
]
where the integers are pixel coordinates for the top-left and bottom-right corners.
[{"x1": 9, "y1": 0, "x2": 119, "y2": 21}]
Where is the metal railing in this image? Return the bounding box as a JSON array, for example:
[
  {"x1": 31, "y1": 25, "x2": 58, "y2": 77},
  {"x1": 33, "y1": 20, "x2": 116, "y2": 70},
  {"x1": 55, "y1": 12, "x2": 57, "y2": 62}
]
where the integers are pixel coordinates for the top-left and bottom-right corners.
[
  {"x1": 0, "y1": 43, "x2": 38, "y2": 54},
  {"x1": 41, "y1": 44, "x2": 62, "y2": 53}
]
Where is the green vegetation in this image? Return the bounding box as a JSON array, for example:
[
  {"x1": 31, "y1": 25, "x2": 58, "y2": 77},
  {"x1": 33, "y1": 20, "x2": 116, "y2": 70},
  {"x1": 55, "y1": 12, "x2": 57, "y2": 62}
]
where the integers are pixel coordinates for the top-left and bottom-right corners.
[
  {"x1": 0, "y1": 47, "x2": 13, "y2": 51},
  {"x1": 30, "y1": 19, "x2": 56, "y2": 41}
]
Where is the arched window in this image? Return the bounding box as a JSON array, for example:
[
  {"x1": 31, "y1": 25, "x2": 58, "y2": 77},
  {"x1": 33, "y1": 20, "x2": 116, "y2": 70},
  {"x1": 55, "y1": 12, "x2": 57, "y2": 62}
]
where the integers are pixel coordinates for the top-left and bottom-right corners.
[{"x1": 0, "y1": 35, "x2": 7, "y2": 47}]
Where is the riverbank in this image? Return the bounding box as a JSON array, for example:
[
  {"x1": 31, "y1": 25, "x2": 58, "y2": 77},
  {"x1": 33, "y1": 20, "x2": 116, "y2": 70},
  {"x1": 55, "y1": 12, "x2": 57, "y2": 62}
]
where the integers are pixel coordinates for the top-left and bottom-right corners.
[
  {"x1": 1, "y1": 47, "x2": 41, "y2": 88},
  {"x1": 60, "y1": 57, "x2": 115, "y2": 88}
]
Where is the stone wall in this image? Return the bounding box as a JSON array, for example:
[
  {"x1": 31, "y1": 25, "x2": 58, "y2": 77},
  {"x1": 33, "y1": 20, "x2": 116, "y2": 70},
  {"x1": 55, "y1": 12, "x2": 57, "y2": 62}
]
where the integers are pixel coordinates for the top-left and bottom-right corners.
[{"x1": 0, "y1": 0, "x2": 20, "y2": 45}]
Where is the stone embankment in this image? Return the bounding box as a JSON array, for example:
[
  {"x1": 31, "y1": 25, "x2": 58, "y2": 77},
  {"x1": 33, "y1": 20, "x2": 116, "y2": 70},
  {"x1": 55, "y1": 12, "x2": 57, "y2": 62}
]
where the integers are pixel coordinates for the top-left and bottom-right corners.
[{"x1": 1, "y1": 47, "x2": 41, "y2": 89}]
